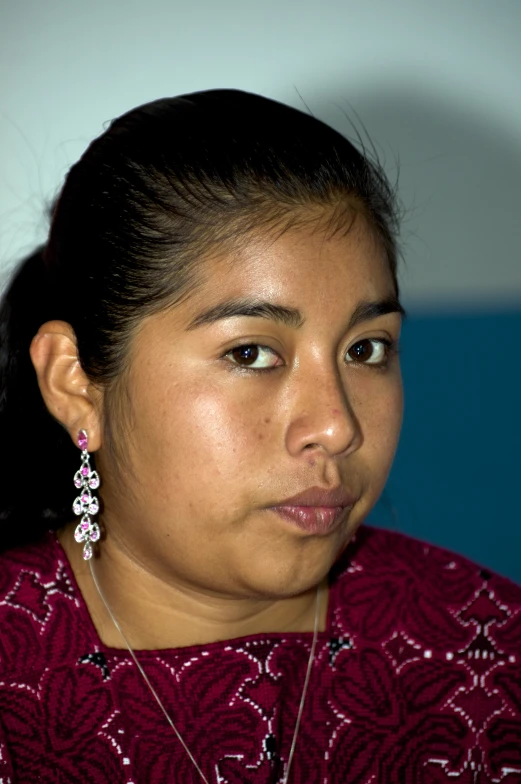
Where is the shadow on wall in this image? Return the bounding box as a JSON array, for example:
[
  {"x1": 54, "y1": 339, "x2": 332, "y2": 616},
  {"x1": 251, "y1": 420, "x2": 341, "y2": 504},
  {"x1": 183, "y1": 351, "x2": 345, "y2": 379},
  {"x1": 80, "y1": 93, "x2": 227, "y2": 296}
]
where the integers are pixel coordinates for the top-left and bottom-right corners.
[
  {"x1": 311, "y1": 80, "x2": 521, "y2": 309},
  {"x1": 314, "y1": 82, "x2": 521, "y2": 584}
]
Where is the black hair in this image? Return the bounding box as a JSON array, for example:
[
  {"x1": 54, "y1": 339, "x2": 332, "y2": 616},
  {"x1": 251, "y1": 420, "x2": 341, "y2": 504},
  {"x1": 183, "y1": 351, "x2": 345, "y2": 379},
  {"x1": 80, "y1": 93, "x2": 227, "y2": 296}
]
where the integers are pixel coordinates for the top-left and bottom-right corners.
[{"x1": 0, "y1": 89, "x2": 400, "y2": 550}]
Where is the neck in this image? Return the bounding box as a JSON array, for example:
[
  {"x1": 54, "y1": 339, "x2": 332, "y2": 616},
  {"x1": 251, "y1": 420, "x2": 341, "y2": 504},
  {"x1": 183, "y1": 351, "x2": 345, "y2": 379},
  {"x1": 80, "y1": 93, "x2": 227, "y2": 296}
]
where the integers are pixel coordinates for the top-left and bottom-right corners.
[{"x1": 59, "y1": 524, "x2": 328, "y2": 649}]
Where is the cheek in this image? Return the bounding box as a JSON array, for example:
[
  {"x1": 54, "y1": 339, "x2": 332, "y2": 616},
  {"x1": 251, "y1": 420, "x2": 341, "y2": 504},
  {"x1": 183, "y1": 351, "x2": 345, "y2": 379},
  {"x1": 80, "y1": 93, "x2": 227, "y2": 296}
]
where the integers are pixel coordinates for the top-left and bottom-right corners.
[
  {"x1": 134, "y1": 375, "x2": 269, "y2": 493},
  {"x1": 355, "y1": 372, "x2": 403, "y2": 468}
]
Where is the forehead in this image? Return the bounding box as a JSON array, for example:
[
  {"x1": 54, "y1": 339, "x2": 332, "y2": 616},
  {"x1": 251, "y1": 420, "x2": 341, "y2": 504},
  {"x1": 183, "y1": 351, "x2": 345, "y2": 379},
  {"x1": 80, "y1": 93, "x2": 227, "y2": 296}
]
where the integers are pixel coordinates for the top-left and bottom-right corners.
[{"x1": 187, "y1": 215, "x2": 395, "y2": 317}]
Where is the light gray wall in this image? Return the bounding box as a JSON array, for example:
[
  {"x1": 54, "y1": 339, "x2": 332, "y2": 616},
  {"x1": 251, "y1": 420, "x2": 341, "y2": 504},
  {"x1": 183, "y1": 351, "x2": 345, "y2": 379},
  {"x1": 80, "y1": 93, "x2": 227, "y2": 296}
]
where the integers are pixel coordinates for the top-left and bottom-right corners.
[{"x1": 1, "y1": 0, "x2": 521, "y2": 309}]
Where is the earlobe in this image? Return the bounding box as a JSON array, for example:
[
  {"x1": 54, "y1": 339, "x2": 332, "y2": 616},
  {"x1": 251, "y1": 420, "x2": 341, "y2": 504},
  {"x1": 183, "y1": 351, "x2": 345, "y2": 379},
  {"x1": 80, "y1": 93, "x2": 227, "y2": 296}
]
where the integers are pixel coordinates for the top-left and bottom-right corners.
[{"x1": 29, "y1": 321, "x2": 103, "y2": 450}]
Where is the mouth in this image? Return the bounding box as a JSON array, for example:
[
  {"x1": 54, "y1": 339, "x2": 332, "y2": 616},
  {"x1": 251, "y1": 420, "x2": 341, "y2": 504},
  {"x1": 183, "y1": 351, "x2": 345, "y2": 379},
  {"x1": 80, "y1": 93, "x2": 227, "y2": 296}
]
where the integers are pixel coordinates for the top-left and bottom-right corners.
[
  {"x1": 268, "y1": 486, "x2": 356, "y2": 536},
  {"x1": 270, "y1": 504, "x2": 351, "y2": 535}
]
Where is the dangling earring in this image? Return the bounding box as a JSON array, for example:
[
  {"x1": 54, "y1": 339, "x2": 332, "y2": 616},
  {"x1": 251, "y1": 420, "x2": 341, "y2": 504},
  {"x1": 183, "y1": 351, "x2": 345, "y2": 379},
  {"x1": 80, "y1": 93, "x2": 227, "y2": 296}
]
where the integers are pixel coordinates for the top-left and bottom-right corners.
[{"x1": 73, "y1": 429, "x2": 101, "y2": 560}]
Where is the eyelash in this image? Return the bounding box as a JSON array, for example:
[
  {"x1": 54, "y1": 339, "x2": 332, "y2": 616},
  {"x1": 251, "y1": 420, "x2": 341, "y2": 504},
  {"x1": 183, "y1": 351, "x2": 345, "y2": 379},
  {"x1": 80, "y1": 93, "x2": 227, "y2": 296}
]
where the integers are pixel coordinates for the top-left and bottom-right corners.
[{"x1": 223, "y1": 338, "x2": 398, "y2": 373}]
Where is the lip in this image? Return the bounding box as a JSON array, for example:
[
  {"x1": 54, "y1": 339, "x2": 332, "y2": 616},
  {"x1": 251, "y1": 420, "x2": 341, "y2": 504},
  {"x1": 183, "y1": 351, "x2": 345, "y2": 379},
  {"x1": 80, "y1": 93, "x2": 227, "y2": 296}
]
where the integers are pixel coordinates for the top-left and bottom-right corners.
[
  {"x1": 274, "y1": 486, "x2": 357, "y2": 508},
  {"x1": 269, "y1": 486, "x2": 356, "y2": 536}
]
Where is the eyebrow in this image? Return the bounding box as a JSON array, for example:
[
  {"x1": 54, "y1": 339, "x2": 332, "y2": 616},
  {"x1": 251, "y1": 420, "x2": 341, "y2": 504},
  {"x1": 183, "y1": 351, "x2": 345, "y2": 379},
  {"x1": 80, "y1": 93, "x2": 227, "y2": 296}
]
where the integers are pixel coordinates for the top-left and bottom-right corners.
[
  {"x1": 185, "y1": 295, "x2": 405, "y2": 331},
  {"x1": 186, "y1": 298, "x2": 305, "y2": 330},
  {"x1": 348, "y1": 297, "x2": 406, "y2": 329}
]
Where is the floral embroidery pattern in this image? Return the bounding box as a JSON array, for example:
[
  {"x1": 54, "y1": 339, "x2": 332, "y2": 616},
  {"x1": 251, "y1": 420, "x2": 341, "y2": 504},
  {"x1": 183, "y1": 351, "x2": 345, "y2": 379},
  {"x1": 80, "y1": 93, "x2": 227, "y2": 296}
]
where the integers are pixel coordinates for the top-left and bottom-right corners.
[{"x1": 0, "y1": 528, "x2": 520, "y2": 783}]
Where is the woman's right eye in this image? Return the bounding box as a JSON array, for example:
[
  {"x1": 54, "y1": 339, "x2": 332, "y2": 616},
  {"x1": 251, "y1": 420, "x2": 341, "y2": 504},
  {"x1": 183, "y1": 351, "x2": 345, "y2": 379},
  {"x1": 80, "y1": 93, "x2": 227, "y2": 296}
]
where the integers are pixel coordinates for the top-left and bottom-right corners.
[{"x1": 224, "y1": 344, "x2": 281, "y2": 370}]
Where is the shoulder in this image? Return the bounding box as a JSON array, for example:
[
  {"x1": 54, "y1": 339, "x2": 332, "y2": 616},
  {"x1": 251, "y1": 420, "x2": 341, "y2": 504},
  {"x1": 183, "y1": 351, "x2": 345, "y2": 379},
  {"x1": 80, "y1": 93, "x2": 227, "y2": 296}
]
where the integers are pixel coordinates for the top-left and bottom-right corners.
[
  {"x1": 0, "y1": 533, "x2": 86, "y2": 675},
  {"x1": 335, "y1": 524, "x2": 521, "y2": 601},
  {"x1": 325, "y1": 527, "x2": 521, "y2": 778},
  {"x1": 330, "y1": 525, "x2": 521, "y2": 648},
  {"x1": 0, "y1": 532, "x2": 78, "y2": 607}
]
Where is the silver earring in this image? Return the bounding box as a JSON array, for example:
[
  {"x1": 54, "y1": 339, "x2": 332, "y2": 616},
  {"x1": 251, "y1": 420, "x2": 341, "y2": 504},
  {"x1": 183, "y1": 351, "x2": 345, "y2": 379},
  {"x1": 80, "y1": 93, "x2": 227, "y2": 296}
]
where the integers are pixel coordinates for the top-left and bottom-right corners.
[{"x1": 73, "y1": 430, "x2": 101, "y2": 560}]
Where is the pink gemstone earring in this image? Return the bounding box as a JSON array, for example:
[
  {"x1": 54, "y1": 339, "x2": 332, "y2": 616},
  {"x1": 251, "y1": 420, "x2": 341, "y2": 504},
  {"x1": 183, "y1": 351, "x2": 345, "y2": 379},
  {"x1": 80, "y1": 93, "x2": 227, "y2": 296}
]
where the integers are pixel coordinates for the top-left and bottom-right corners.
[{"x1": 73, "y1": 430, "x2": 101, "y2": 560}]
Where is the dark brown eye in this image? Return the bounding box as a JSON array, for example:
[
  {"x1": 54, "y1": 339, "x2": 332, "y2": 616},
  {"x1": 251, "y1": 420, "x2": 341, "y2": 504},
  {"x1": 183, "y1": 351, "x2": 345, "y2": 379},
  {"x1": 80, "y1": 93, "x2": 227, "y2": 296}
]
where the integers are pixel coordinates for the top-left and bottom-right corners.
[
  {"x1": 230, "y1": 345, "x2": 260, "y2": 366},
  {"x1": 346, "y1": 339, "x2": 388, "y2": 365},
  {"x1": 348, "y1": 340, "x2": 374, "y2": 361},
  {"x1": 226, "y1": 344, "x2": 280, "y2": 369}
]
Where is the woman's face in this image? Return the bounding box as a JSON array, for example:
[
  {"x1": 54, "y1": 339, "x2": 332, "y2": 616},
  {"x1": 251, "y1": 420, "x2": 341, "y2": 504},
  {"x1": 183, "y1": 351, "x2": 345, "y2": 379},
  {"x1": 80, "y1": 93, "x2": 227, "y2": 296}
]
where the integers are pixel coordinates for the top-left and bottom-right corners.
[{"x1": 97, "y1": 214, "x2": 403, "y2": 599}]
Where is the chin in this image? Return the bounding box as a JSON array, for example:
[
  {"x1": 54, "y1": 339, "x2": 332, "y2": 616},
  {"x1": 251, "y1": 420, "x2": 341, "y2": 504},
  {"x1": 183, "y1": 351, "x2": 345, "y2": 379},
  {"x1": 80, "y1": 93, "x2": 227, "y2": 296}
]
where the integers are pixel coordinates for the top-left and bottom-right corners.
[{"x1": 236, "y1": 536, "x2": 343, "y2": 599}]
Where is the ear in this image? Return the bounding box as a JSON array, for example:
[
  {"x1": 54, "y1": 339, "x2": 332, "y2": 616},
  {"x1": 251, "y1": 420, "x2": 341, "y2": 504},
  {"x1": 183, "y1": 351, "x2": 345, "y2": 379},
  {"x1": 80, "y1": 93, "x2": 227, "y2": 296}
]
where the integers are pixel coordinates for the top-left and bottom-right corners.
[{"x1": 30, "y1": 321, "x2": 103, "y2": 451}]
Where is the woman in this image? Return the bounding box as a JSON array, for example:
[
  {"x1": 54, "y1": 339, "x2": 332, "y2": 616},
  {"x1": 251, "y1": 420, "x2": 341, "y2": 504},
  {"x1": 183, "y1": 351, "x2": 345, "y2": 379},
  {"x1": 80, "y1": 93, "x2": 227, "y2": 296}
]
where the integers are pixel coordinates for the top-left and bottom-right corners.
[{"x1": 0, "y1": 89, "x2": 519, "y2": 783}]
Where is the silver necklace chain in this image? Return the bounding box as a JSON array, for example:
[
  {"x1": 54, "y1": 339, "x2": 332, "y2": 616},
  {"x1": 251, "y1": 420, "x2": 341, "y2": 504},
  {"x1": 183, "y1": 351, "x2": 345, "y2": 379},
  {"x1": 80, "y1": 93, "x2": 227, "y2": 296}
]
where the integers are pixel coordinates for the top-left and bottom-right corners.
[{"x1": 89, "y1": 561, "x2": 321, "y2": 784}]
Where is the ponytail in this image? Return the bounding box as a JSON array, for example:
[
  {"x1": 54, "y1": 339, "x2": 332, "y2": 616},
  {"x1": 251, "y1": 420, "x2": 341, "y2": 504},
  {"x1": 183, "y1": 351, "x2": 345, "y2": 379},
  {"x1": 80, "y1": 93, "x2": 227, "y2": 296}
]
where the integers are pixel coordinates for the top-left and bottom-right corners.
[{"x1": 0, "y1": 249, "x2": 77, "y2": 551}]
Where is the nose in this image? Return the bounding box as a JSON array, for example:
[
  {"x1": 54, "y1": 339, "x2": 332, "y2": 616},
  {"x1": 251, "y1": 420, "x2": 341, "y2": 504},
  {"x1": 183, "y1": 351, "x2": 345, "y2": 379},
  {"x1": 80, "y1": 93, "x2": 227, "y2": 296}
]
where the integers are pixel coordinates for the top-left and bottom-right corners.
[{"x1": 284, "y1": 363, "x2": 362, "y2": 459}]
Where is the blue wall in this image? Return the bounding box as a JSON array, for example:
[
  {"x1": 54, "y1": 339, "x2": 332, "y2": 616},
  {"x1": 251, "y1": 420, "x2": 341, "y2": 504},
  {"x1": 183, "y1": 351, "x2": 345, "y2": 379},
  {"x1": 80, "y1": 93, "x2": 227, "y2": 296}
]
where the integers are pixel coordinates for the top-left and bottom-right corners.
[{"x1": 370, "y1": 309, "x2": 521, "y2": 585}]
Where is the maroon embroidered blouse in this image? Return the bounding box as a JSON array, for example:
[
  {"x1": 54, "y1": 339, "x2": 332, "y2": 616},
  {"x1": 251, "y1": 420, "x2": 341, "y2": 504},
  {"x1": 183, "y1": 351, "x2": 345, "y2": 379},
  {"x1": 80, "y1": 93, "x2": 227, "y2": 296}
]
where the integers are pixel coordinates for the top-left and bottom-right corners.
[{"x1": 0, "y1": 526, "x2": 520, "y2": 783}]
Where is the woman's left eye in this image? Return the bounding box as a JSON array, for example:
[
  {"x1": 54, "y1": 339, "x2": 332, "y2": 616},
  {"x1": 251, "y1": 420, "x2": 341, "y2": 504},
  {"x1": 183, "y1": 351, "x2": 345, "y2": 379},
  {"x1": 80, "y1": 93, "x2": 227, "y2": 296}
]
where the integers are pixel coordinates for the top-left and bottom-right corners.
[
  {"x1": 225, "y1": 344, "x2": 281, "y2": 370},
  {"x1": 345, "y1": 338, "x2": 391, "y2": 366}
]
